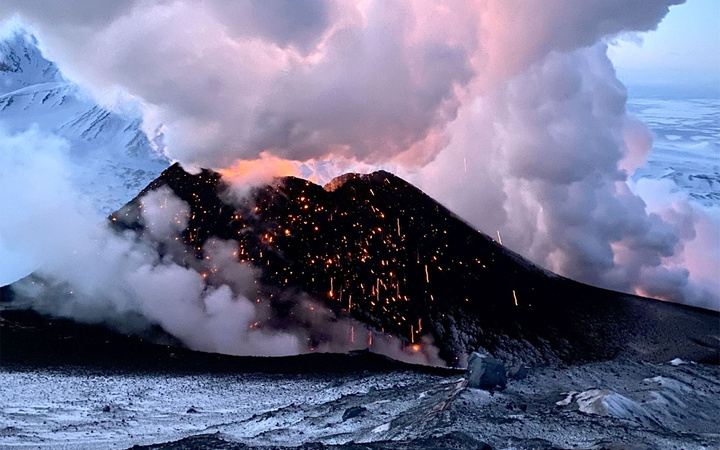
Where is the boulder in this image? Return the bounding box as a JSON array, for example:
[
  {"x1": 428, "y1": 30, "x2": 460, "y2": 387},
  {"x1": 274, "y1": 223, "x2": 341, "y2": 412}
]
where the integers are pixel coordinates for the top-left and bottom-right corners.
[
  {"x1": 507, "y1": 364, "x2": 528, "y2": 380},
  {"x1": 467, "y1": 352, "x2": 507, "y2": 390}
]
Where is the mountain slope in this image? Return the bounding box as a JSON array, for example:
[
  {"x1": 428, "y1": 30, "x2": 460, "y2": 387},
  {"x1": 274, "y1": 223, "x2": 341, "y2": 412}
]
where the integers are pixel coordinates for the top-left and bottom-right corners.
[
  {"x1": 0, "y1": 31, "x2": 168, "y2": 215},
  {"x1": 110, "y1": 163, "x2": 719, "y2": 366}
]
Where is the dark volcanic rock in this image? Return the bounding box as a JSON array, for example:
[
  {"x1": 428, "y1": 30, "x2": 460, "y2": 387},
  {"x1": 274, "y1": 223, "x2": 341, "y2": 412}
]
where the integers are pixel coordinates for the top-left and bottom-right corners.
[
  {"x1": 467, "y1": 352, "x2": 507, "y2": 390},
  {"x1": 0, "y1": 307, "x2": 457, "y2": 375},
  {"x1": 341, "y1": 406, "x2": 366, "y2": 421},
  {"x1": 507, "y1": 364, "x2": 529, "y2": 380},
  {"x1": 105, "y1": 163, "x2": 718, "y2": 366},
  {"x1": 128, "y1": 431, "x2": 493, "y2": 449}
]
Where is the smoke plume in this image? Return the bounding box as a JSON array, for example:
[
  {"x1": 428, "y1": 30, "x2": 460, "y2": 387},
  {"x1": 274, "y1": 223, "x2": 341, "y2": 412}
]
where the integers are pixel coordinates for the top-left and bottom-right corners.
[
  {"x1": 0, "y1": 127, "x2": 438, "y2": 363},
  {"x1": 413, "y1": 42, "x2": 718, "y2": 310}
]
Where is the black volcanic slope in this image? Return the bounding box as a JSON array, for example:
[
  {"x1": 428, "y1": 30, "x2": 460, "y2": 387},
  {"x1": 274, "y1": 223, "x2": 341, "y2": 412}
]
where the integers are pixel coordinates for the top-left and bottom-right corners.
[
  {"x1": 0, "y1": 307, "x2": 455, "y2": 375},
  {"x1": 104, "y1": 163, "x2": 719, "y2": 366}
]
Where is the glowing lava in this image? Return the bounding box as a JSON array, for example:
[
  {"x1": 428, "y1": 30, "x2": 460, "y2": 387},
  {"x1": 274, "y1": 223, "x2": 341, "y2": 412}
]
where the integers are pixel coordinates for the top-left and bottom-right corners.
[{"x1": 219, "y1": 154, "x2": 300, "y2": 184}]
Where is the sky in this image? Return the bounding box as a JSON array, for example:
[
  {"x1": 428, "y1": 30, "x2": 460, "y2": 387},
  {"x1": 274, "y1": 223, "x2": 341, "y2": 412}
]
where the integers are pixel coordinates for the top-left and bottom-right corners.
[{"x1": 609, "y1": 0, "x2": 720, "y2": 96}]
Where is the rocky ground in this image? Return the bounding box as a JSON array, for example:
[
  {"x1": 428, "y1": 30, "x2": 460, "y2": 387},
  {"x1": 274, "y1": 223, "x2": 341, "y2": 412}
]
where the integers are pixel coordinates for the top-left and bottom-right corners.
[{"x1": 1, "y1": 357, "x2": 718, "y2": 449}]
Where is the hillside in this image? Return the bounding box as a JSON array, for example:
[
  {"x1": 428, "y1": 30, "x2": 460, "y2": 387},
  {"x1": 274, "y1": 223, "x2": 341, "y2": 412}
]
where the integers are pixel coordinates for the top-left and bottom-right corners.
[{"x1": 107, "y1": 163, "x2": 719, "y2": 366}]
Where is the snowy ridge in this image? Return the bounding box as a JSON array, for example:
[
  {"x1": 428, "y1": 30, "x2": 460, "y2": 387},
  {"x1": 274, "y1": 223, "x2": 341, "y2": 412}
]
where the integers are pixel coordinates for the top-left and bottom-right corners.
[
  {"x1": 0, "y1": 32, "x2": 169, "y2": 215},
  {"x1": 0, "y1": 33, "x2": 61, "y2": 93}
]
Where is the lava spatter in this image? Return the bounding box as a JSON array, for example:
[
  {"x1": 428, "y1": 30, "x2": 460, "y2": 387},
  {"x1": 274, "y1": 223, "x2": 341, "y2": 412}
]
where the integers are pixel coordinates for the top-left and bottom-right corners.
[{"x1": 110, "y1": 163, "x2": 720, "y2": 366}]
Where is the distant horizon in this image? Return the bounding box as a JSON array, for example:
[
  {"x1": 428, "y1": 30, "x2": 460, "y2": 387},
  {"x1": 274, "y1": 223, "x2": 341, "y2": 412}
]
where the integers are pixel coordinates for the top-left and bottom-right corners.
[
  {"x1": 624, "y1": 82, "x2": 719, "y2": 100},
  {"x1": 609, "y1": 0, "x2": 719, "y2": 100}
]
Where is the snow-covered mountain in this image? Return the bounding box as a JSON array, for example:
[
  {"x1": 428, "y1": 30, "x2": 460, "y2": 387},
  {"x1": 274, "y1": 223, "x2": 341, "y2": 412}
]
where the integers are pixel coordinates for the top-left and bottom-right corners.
[{"x1": 0, "y1": 32, "x2": 169, "y2": 215}]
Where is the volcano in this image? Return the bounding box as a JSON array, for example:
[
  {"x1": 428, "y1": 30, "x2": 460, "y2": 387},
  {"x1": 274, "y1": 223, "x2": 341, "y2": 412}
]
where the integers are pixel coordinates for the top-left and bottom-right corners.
[
  {"x1": 2, "y1": 162, "x2": 720, "y2": 449},
  {"x1": 96, "y1": 163, "x2": 717, "y2": 367}
]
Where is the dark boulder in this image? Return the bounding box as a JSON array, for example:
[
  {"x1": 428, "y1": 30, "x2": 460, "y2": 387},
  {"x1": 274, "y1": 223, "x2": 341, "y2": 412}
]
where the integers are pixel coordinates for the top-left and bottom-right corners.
[
  {"x1": 507, "y1": 364, "x2": 529, "y2": 380},
  {"x1": 467, "y1": 352, "x2": 507, "y2": 390}
]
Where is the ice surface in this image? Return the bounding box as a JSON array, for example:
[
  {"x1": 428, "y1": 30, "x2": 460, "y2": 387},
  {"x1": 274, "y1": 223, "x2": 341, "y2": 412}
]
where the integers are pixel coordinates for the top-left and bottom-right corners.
[{"x1": 627, "y1": 97, "x2": 720, "y2": 209}]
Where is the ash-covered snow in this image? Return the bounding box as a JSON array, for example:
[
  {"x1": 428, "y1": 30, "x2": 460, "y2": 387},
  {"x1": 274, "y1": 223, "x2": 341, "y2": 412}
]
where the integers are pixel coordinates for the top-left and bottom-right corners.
[
  {"x1": 0, "y1": 368, "x2": 450, "y2": 449},
  {"x1": 1, "y1": 359, "x2": 718, "y2": 449}
]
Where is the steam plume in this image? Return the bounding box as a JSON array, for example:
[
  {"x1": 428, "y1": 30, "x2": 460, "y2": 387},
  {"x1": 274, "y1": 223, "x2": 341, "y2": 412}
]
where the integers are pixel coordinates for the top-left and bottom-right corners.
[
  {"x1": 413, "y1": 43, "x2": 718, "y2": 310},
  {"x1": 0, "y1": 127, "x2": 438, "y2": 362},
  {"x1": 1, "y1": 0, "x2": 717, "y2": 348}
]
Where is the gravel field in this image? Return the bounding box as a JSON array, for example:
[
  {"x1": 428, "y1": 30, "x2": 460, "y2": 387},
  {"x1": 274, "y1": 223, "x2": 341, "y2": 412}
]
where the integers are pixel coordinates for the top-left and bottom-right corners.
[{"x1": 2, "y1": 358, "x2": 718, "y2": 449}]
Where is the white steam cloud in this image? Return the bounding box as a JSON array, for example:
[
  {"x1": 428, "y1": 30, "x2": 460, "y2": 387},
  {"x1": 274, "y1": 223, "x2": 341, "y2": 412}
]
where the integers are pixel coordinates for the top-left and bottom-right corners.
[
  {"x1": 1, "y1": 0, "x2": 718, "y2": 344},
  {"x1": 0, "y1": 127, "x2": 438, "y2": 364},
  {"x1": 1, "y1": 1, "x2": 680, "y2": 168},
  {"x1": 414, "y1": 43, "x2": 718, "y2": 310}
]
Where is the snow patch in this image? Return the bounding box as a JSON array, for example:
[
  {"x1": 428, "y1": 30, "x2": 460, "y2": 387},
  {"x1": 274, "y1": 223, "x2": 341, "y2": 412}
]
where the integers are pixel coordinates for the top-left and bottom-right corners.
[{"x1": 557, "y1": 388, "x2": 654, "y2": 424}]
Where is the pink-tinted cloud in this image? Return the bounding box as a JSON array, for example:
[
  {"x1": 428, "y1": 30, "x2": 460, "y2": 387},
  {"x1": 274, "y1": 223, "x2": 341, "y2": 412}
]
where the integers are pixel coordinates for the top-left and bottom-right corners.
[{"x1": 3, "y1": 0, "x2": 716, "y2": 312}]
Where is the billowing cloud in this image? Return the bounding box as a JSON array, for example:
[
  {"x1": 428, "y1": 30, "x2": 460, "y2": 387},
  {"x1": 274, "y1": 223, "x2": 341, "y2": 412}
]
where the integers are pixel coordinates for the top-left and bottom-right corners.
[
  {"x1": 0, "y1": 0, "x2": 681, "y2": 168},
  {"x1": 476, "y1": 0, "x2": 683, "y2": 83},
  {"x1": 1, "y1": 127, "x2": 439, "y2": 363},
  {"x1": 2, "y1": 0, "x2": 717, "y2": 317},
  {"x1": 0, "y1": 1, "x2": 476, "y2": 167},
  {"x1": 412, "y1": 42, "x2": 717, "y2": 310}
]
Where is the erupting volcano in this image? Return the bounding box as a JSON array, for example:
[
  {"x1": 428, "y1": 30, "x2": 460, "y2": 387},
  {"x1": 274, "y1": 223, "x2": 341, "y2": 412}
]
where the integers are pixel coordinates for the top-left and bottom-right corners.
[
  {"x1": 1, "y1": 0, "x2": 719, "y2": 447},
  {"x1": 97, "y1": 163, "x2": 716, "y2": 367}
]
